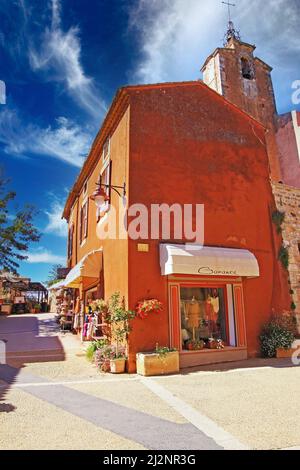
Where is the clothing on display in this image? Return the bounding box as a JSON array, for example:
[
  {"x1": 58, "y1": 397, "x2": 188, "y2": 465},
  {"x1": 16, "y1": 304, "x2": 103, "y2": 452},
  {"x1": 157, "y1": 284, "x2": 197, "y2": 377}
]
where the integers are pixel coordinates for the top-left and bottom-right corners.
[{"x1": 180, "y1": 287, "x2": 228, "y2": 350}]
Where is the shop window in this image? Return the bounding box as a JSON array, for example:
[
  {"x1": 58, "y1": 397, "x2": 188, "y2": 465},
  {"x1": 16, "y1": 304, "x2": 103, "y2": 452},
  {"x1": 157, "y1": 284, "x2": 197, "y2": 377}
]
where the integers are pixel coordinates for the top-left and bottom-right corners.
[
  {"x1": 68, "y1": 224, "x2": 74, "y2": 258},
  {"x1": 241, "y1": 58, "x2": 254, "y2": 80},
  {"x1": 180, "y1": 287, "x2": 228, "y2": 350},
  {"x1": 80, "y1": 200, "x2": 89, "y2": 243}
]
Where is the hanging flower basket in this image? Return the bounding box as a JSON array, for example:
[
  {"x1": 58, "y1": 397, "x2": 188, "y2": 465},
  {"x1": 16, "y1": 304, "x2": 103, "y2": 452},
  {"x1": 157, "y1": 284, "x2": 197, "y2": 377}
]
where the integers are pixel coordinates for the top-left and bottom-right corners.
[{"x1": 136, "y1": 299, "x2": 163, "y2": 319}]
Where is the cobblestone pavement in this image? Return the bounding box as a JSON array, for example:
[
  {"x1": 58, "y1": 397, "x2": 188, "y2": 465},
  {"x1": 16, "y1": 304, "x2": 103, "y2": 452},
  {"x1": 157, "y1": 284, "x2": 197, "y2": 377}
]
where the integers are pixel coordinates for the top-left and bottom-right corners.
[{"x1": 0, "y1": 313, "x2": 299, "y2": 450}]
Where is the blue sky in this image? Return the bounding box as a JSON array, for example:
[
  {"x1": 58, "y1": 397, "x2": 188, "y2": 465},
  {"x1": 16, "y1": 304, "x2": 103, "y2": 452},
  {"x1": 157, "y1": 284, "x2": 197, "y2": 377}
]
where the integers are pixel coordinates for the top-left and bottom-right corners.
[{"x1": 0, "y1": 0, "x2": 299, "y2": 283}]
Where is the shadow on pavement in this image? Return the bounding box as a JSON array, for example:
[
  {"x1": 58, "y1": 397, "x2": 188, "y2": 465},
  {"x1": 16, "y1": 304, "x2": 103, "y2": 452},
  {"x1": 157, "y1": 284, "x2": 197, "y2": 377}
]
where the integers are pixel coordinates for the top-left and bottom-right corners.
[
  {"x1": 181, "y1": 357, "x2": 297, "y2": 375},
  {"x1": 0, "y1": 314, "x2": 66, "y2": 414}
]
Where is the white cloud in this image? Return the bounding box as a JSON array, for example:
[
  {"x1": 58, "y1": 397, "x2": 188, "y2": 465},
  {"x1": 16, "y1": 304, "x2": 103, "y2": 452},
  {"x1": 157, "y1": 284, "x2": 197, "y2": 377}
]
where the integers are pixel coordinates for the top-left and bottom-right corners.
[
  {"x1": 130, "y1": 0, "x2": 300, "y2": 110},
  {"x1": 0, "y1": 108, "x2": 91, "y2": 167},
  {"x1": 24, "y1": 249, "x2": 65, "y2": 264},
  {"x1": 44, "y1": 198, "x2": 68, "y2": 238},
  {"x1": 130, "y1": 0, "x2": 221, "y2": 84},
  {"x1": 29, "y1": 0, "x2": 107, "y2": 119}
]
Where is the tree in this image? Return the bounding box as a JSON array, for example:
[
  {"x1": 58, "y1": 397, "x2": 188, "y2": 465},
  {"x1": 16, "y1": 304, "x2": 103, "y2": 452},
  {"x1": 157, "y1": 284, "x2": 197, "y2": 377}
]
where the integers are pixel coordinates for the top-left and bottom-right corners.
[
  {"x1": 0, "y1": 176, "x2": 40, "y2": 274},
  {"x1": 47, "y1": 264, "x2": 64, "y2": 287}
]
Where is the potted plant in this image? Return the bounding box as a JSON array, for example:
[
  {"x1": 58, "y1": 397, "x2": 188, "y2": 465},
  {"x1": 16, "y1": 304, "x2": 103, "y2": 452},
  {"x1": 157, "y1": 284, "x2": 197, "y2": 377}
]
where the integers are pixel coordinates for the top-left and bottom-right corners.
[
  {"x1": 107, "y1": 292, "x2": 135, "y2": 374},
  {"x1": 1, "y1": 302, "x2": 12, "y2": 315},
  {"x1": 206, "y1": 338, "x2": 218, "y2": 349},
  {"x1": 136, "y1": 344, "x2": 179, "y2": 376},
  {"x1": 260, "y1": 313, "x2": 296, "y2": 358},
  {"x1": 94, "y1": 342, "x2": 116, "y2": 372},
  {"x1": 34, "y1": 303, "x2": 41, "y2": 314},
  {"x1": 136, "y1": 299, "x2": 163, "y2": 319},
  {"x1": 186, "y1": 339, "x2": 205, "y2": 351}
]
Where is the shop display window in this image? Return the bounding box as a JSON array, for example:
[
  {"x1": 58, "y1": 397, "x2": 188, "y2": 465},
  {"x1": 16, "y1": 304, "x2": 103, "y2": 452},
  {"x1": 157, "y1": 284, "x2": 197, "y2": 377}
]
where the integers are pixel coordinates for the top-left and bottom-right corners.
[{"x1": 180, "y1": 287, "x2": 228, "y2": 351}]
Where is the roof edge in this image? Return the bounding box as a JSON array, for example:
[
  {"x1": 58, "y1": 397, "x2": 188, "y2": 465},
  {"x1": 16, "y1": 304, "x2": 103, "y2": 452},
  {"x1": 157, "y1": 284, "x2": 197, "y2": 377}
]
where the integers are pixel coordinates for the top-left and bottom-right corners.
[{"x1": 62, "y1": 79, "x2": 266, "y2": 220}]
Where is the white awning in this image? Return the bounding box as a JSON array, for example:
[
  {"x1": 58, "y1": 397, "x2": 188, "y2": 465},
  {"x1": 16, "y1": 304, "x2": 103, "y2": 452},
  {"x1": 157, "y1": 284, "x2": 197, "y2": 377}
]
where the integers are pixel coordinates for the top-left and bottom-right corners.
[
  {"x1": 48, "y1": 280, "x2": 66, "y2": 291},
  {"x1": 160, "y1": 244, "x2": 260, "y2": 278},
  {"x1": 64, "y1": 249, "x2": 103, "y2": 288}
]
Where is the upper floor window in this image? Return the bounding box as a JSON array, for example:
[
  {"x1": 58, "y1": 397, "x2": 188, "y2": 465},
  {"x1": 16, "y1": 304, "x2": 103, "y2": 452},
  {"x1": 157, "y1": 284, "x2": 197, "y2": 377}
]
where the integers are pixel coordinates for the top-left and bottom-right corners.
[
  {"x1": 80, "y1": 200, "x2": 89, "y2": 244},
  {"x1": 241, "y1": 58, "x2": 254, "y2": 80},
  {"x1": 68, "y1": 224, "x2": 74, "y2": 258},
  {"x1": 102, "y1": 137, "x2": 110, "y2": 163},
  {"x1": 97, "y1": 162, "x2": 112, "y2": 219},
  {"x1": 83, "y1": 180, "x2": 88, "y2": 195}
]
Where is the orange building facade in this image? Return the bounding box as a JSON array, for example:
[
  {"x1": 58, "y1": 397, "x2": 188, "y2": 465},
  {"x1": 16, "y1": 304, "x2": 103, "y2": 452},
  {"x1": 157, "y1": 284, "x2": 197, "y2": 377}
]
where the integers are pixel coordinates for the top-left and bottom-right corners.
[{"x1": 62, "y1": 78, "x2": 291, "y2": 372}]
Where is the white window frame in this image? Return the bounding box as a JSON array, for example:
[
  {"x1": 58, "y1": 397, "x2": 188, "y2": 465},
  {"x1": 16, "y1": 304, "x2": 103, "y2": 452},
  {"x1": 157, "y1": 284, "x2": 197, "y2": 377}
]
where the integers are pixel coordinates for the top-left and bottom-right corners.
[
  {"x1": 97, "y1": 162, "x2": 111, "y2": 219},
  {"x1": 102, "y1": 137, "x2": 111, "y2": 165}
]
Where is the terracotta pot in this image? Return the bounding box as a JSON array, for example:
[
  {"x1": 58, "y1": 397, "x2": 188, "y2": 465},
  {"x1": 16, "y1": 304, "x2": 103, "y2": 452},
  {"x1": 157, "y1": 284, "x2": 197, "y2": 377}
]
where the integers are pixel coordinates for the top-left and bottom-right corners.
[
  {"x1": 276, "y1": 348, "x2": 299, "y2": 359},
  {"x1": 207, "y1": 341, "x2": 218, "y2": 350},
  {"x1": 110, "y1": 358, "x2": 126, "y2": 374},
  {"x1": 1, "y1": 304, "x2": 12, "y2": 315},
  {"x1": 101, "y1": 360, "x2": 111, "y2": 373}
]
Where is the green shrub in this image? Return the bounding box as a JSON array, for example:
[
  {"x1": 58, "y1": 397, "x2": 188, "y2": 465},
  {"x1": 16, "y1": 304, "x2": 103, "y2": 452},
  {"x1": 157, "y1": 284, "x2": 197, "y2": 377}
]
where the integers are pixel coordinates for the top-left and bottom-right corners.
[
  {"x1": 272, "y1": 210, "x2": 285, "y2": 234},
  {"x1": 278, "y1": 246, "x2": 289, "y2": 270},
  {"x1": 260, "y1": 315, "x2": 295, "y2": 358},
  {"x1": 86, "y1": 342, "x2": 98, "y2": 362},
  {"x1": 86, "y1": 339, "x2": 109, "y2": 362}
]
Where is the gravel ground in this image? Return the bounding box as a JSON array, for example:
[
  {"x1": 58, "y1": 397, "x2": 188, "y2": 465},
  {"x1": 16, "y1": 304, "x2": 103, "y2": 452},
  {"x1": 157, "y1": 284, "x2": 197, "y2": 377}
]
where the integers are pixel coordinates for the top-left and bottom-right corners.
[
  {"x1": 8, "y1": 355, "x2": 102, "y2": 381},
  {"x1": 2, "y1": 313, "x2": 300, "y2": 450},
  {"x1": 68, "y1": 380, "x2": 186, "y2": 424},
  {"x1": 0, "y1": 387, "x2": 145, "y2": 450},
  {"x1": 155, "y1": 365, "x2": 300, "y2": 450}
]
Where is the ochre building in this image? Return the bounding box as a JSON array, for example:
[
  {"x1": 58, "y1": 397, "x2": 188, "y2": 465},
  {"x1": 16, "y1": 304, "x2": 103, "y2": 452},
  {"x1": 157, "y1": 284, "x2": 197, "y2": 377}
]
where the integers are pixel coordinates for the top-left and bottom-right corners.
[{"x1": 61, "y1": 29, "x2": 298, "y2": 371}]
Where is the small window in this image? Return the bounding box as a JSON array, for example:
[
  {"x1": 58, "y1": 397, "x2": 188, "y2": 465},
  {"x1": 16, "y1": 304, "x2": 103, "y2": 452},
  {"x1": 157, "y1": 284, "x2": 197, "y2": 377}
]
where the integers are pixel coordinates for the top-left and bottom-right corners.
[
  {"x1": 98, "y1": 162, "x2": 112, "y2": 218},
  {"x1": 100, "y1": 163, "x2": 111, "y2": 201},
  {"x1": 80, "y1": 201, "x2": 89, "y2": 243},
  {"x1": 102, "y1": 137, "x2": 110, "y2": 163},
  {"x1": 83, "y1": 180, "x2": 88, "y2": 195},
  {"x1": 241, "y1": 58, "x2": 254, "y2": 80},
  {"x1": 68, "y1": 224, "x2": 74, "y2": 258}
]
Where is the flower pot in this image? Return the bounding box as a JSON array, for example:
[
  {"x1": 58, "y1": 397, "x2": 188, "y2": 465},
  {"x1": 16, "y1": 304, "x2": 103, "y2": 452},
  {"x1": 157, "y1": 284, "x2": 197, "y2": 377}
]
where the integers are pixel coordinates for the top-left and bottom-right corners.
[
  {"x1": 207, "y1": 340, "x2": 218, "y2": 350},
  {"x1": 101, "y1": 359, "x2": 111, "y2": 373},
  {"x1": 136, "y1": 351, "x2": 179, "y2": 377},
  {"x1": 1, "y1": 304, "x2": 12, "y2": 315},
  {"x1": 276, "y1": 348, "x2": 299, "y2": 359},
  {"x1": 110, "y1": 358, "x2": 126, "y2": 374}
]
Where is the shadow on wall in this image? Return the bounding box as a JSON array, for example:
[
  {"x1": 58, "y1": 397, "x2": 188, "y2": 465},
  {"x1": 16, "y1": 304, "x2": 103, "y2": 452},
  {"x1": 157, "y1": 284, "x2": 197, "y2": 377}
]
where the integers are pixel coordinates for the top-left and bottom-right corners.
[{"x1": 0, "y1": 314, "x2": 65, "y2": 414}]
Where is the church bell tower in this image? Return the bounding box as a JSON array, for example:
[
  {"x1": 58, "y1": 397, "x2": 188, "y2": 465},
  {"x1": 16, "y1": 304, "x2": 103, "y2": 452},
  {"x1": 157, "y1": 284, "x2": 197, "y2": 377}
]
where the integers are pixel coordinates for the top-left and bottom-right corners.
[{"x1": 201, "y1": 8, "x2": 282, "y2": 181}]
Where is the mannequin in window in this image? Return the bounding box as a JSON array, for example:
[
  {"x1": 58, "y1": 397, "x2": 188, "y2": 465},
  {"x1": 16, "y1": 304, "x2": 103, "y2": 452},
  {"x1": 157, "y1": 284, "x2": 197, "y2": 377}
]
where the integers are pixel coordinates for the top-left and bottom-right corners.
[
  {"x1": 205, "y1": 292, "x2": 220, "y2": 335},
  {"x1": 186, "y1": 297, "x2": 200, "y2": 340}
]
